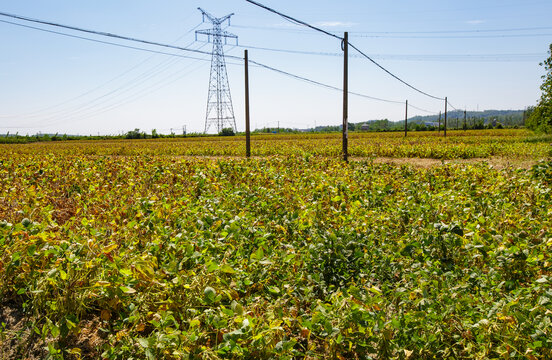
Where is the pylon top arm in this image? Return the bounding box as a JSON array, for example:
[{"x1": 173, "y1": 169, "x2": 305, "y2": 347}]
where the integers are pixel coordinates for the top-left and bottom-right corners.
[
  {"x1": 197, "y1": 8, "x2": 217, "y2": 24},
  {"x1": 197, "y1": 7, "x2": 234, "y2": 26},
  {"x1": 217, "y1": 13, "x2": 235, "y2": 25}
]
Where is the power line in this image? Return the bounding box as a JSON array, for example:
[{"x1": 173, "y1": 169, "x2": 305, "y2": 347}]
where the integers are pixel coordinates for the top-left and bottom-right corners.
[
  {"x1": 0, "y1": 12, "x2": 419, "y2": 109},
  {"x1": 247, "y1": 58, "x2": 438, "y2": 114},
  {"x1": 446, "y1": 100, "x2": 460, "y2": 112},
  {"x1": 233, "y1": 23, "x2": 552, "y2": 35},
  {"x1": 233, "y1": 42, "x2": 350, "y2": 58},
  {"x1": 33, "y1": 61, "x2": 211, "y2": 129},
  {"x1": 409, "y1": 104, "x2": 439, "y2": 115},
  {"x1": 244, "y1": 0, "x2": 342, "y2": 40},
  {"x1": 351, "y1": 26, "x2": 552, "y2": 35},
  {"x1": 3, "y1": 59, "x2": 210, "y2": 129},
  {"x1": 0, "y1": 10, "x2": 440, "y2": 128},
  {"x1": 0, "y1": 19, "x2": 215, "y2": 63},
  {"x1": 232, "y1": 42, "x2": 544, "y2": 62},
  {"x1": 244, "y1": 0, "x2": 445, "y2": 101},
  {"x1": 349, "y1": 33, "x2": 552, "y2": 39},
  {"x1": 348, "y1": 43, "x2": 444, "y2": 100},
  {"x1": 0, "y1": 20, "x2": 205, "y2": 119},
  {"x1": 248, "y1": 59, "x2": 403, "y2": 104},
  {"x1": 39, "y1": 45, "x2": 209, "y2": 126},
  {"x1": 0, "y1": 11, "x2": 226, "y2": 59}
]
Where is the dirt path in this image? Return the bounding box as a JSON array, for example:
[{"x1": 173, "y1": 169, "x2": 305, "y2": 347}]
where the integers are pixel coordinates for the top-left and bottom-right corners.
[{"x1": 359, "y1": 156, "x2": 541, "y2": 169}]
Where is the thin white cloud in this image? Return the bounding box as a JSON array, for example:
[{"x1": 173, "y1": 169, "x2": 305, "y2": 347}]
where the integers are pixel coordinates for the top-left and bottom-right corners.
[
  {"x1": 314, "y1": 21, "x2": 356, "y2": 28},
  {"x1": 467, "y1": 20, "x2": 486, "y2": 25}
]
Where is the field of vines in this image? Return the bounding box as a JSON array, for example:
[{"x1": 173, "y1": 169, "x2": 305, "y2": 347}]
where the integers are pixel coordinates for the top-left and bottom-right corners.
[
  {"x1": 1, "y1": 129, "x2": 551, "y2": 359},
  {"x1": 1, "y1": 129, "x2": 550, "y2": 159}
]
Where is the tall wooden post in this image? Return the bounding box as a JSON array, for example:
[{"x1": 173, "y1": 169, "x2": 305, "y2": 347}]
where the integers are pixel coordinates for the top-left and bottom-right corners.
[
  {"x1": 464, "y1": 110, "x2": 467, "y2": 130},
  {"x1": 404, "y1": 100, "x2": 408, "y2": 137},
  {"x1": 244, "y1": 50, "x2": 251, "y2": 158},
  {"x1": 444, "y1": 97, "x2": 448, "y2": 137},
  {"x1": 342, "y1": 32, "x2": 349, "y2": 162}
]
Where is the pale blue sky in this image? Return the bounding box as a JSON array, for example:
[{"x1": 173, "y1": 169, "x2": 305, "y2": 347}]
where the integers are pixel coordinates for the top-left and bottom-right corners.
[{"x1": 0, "y1": 0, "x2": 551, "y2": 134}]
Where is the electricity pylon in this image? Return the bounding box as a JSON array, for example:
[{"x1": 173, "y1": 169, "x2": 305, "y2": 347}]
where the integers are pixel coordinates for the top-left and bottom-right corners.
[{"x1": 196, "y1": 8, "x2": 238, "y2": 134}]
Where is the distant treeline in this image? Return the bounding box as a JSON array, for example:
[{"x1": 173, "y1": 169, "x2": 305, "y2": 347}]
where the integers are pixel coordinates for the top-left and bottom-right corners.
[
  {"x1": 254, "y1": 110, "x2": 526, "y2": 134},
  {"x1": 309, "y1": 109, "x2": 526, "y2": 133},
  {"x1": 0, "y1": 110, "x2": 528, "y2": 143},
  {"x1": 0, "y1": 129, "x2": 210, "y2": 144}
]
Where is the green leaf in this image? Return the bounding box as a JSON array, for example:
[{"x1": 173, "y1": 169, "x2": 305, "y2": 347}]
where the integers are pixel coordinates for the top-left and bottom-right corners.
[
  {"x1": 206, "y1": 262, "x2": 219, "y2": 272},
  {"x1": 27, "y1": 244, "x2": 36, "y2": 256},
  {"x1": 119, "y1": 268, "x2": 132, "y2": 277},
  {"x1": 369, "y1": 286, "x2": 382, "y2": 295},
  {"x1": 204, "y1": 286, "x2": 216, "y2": 303},
  {"x1": 268, "y1": 286, "x2": 280, "y2": 295},
  {"x1": 253, "y1": 247, "x2": 264, "y2": 261},
  {"x1": 221, "y1": 264, "x2": 236, "y2": 274},
  {"x1": 50, "y1": 323, "x2": 60, "y2": 338},
  {"x1": 231, "y1": 301, "x2": 244, "y2": 315},
  {"x1": 137, "y1": 337, "x2": 150, "y2": 348}
]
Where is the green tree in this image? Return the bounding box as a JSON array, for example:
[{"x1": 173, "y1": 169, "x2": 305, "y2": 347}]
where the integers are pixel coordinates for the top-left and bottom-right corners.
[
  {"x1": 527, "y1": 43, "x2": 552, "y2": 133},
  {"x1": 125, "y1": 128, "x2": 143, "y2": 139},
  {"x1": 219, "y1": 127, "x2": 235, "y2": 136}
]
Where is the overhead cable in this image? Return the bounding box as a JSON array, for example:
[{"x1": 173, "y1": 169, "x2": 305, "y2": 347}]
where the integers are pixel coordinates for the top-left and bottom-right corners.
[
  {"x1": 0, "y1": 19, "x2": 214, "y2": 62},
  {"x1": 233, "y1": 23, "x2": 552, "y2": 35},
  {"x1": 349, "y1": 33, "x2": 552, "y2": 39},
  {"x1": 347, "y1": 43, "x2": 444, "y2": 100},
  {"x1": 244, "y1": 0, "x2": 445, "y2": 101},
  {"x1": 244, "y1": 0, "x2": 342, "y2": 40},
  {"x1": 350, "y1": 26, "x2": 552, "y2": 34},
  {"x1": 0, "y1": 11, "x2": 224, "y2": 59},
  {"x1": 249, "y1": 59, "x2": 404, "y2": 104},
  {"x1": 0, "y1": 11, "x2": 438, "y2": 122},
  {"x1": 446, "y1": 100, "x2": 460, "y2": 111},
  {"x1": 0, "y1": 20, "x2": 205, "y2": 119},
  {"x1": 232, "y1": 43, "x2": 543, "y2": 62}
]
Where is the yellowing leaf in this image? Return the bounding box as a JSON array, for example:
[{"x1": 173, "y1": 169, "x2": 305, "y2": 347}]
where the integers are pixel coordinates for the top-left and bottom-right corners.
[
  {"x1": 119, "y1": 286, "x2": 136, "y2": 294},
  {"x1": 221, "y1": 264, "x2": 236, "y2": 274},
  {"x1": 103, "y1": 243, "x2": 118, "y2": 254}
]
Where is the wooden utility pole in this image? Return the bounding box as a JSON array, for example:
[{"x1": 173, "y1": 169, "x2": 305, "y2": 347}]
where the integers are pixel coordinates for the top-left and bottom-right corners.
[
  {"x1": 404, "y1": 100, "x2": 408, "y2": 137},
  {"x1": 444, "y1": 97, "x2": 448, "y2": 137},
  {"x1": 342, "y1": 32, "x2": 349, "y2": 162},
  {"x1": 244, "y1": 50, "x2": 251, "y2": 158},
  {"x1": 464, "y1": 110, "x2": 467, "y2": 130}
]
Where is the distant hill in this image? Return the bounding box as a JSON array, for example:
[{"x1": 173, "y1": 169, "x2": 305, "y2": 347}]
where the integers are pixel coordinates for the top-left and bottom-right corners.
[
  {"x1": 407, "y1": 109, "x2": 525, "y2": 127},
  {"x1": 302, "y1": 109, "x2": 527, "y2": 132}
]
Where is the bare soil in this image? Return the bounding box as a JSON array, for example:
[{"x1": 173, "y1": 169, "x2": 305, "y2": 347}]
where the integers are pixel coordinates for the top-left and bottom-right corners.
[
  {"x1": 0, "y1": 302, "x2": 105, "y2": 360},
  {"x1": 0, "y1": 301, "x2": 46, "y2": 360}
]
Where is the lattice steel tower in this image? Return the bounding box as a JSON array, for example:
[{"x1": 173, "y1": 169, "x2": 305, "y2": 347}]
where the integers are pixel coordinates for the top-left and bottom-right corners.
[{"x1": 196, "y1": 8, "x2": 238, "y2": 134}]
